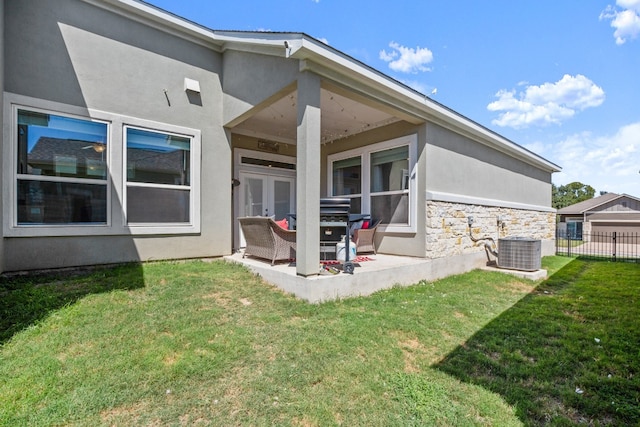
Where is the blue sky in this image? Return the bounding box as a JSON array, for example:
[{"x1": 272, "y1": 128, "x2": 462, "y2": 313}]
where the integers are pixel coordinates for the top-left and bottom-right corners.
[{"x1": 146, "y1": 0, "x2": 640, "y2": 196}]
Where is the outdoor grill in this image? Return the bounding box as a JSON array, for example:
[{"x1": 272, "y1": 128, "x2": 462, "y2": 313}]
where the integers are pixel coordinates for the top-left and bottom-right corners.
[
  {"x1": 287, "y1": 198, "x2": 369, "y2": 274},
  {"x1": 319, "y1": 198, "x2": 369, "y2": 274}
]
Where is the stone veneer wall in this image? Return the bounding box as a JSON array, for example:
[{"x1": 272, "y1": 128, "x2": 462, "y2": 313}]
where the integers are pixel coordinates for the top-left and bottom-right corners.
[{"x1": 426, "y1": 200, "x2": 556, "y2": 260}]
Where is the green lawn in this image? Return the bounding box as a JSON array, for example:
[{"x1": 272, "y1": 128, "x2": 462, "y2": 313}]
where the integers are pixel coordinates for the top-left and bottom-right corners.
[
  {"x1": 0, "y1": 257, "x2": 638, "y2": 426},
  {"x1": 555, "y1": 238, "x2": 585, "y2": 248}
]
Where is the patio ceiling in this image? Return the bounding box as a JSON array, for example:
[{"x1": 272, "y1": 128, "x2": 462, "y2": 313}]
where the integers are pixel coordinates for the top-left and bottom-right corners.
[{"x1": 231, "y1": 87, "x2": 402, "y2": 145}]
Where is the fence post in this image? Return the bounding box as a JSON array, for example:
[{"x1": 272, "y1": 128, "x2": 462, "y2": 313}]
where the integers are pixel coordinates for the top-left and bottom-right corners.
[{"x1": 612, "y1": 231, "x2": 617, "y2": 262}]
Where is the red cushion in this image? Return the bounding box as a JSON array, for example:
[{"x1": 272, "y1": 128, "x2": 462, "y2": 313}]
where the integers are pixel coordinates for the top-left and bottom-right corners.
[
  {"x1": 275, "y1": 218, "x2": 288, "y2": 229},
  {"x1": 362, "y1": 220, "x2": 370, "y2": 229}
]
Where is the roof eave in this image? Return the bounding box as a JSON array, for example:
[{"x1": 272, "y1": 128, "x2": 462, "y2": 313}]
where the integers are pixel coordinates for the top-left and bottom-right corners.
[
  {"x1": 87, "y1": 2, "x2": 561, "y2": 173},
  {"x1": 287, "y1": 37, "x2": 561, "y2": 173}
]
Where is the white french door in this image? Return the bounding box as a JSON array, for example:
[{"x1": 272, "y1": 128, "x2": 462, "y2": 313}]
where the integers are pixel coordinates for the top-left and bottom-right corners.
[
  {"x1": 238, "y1": 171, "x2": 295, "y2": 247},
  {"x1": 240, "y1": 172, "x2": 294, "y2": 219}
]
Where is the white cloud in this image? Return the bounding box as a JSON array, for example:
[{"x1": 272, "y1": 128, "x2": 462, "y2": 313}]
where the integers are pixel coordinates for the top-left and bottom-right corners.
[
  {"x1": 600, "y1": 0, "x2": 640, "y2": 45},
  {"x1": 379, "y1": 42, "x2": 433, "y2": 73},
  {"x1": 487, "y1": 74, "x2": 605, "y2": 128},
  {"x1": 530, "y1": 122, "x2": 640, "y2": 194}
]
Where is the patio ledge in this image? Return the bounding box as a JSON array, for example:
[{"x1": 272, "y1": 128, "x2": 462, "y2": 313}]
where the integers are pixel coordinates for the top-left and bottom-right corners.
[{"x1": 224, "y1": 251, "x2": 490, "y2": 303}]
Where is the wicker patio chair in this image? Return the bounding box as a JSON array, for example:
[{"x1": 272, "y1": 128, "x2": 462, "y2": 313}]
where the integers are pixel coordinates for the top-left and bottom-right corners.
[
  {"x1": 238, "y1": 217, "x2": 297, "y2": 265},
  {"x1": 353, "y1": 219, "x2": 381, "y2": 254}
]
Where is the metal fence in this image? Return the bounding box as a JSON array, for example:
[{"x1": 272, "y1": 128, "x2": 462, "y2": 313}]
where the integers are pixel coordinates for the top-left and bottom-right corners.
[{"x1": 556, "y1": 230, "x2": 640, "y2": 262}]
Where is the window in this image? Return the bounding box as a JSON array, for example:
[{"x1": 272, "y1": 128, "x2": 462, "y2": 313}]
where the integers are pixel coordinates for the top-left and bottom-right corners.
[
  {"x1": 7, "y1": 95, "x2": 201, "y2": 236},
  {"x1": 332, "y1": 156, "x2": 362, "y2": 213},
  {"x1": 125, "y1": 127, "x2": 192, "y2": 224},
  {"x1": 370, "y1": 145, "x2": 409, "y2": 224},
  {"x1": 16, "y1": 109, "x2": 108, "y2": 224},
  {"x1": 328, "y1": 134, "x2": 417, "y2": 231}
]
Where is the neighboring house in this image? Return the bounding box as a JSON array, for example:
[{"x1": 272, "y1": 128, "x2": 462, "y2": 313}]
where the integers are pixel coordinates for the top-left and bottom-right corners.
[
  {"x1": 557, "y1": 193, "x2": 640, "y2": 239},
  {"x1": 0, "y1": 0, "x2": 560, "y2": 277}
]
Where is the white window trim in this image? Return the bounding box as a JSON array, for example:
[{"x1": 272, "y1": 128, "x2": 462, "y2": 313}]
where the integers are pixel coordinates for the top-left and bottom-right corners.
[
  {"x1": 3, "y1": 92, "x2": 201, "y2": 237},
  {"x1": 327, "y1": 134, "x2": 418, "y2": 233},
  {"x1": 123, "y1": 124, "x2": 199, "y2": 230}
]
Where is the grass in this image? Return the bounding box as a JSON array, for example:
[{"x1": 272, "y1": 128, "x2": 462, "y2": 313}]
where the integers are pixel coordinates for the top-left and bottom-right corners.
[
  {"x1": 438, "y1": 259, "x2": 640, "y2": 425},
  {"x1": 0, "y1": 257, "x2": 638, "y2": 426},
  {"x1": 555, "y1": 238, "x2": 585, "y2": 248}
]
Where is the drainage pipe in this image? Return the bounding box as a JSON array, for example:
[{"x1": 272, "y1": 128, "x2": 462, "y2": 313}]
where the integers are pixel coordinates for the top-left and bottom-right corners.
[{"x1": 468, "y1": 217, "x2": 499, "y2": 259}]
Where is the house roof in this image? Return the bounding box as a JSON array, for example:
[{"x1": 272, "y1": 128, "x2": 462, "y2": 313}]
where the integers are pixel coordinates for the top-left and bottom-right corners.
[
  {"x1": 557, "y1": 193, "x2": 640, "y2": 215},
  {"x1": 94, "y1": 0, "x2": 562, "y2": 174}
]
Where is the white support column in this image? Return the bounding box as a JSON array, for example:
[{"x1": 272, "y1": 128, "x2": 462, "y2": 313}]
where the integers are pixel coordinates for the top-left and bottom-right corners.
[
  {"x1": 0, "y1": 0, "x2": 5, "y2": 273},
  {"x1": 296, "y1": 72, "x2": 321, "y2": 276}
]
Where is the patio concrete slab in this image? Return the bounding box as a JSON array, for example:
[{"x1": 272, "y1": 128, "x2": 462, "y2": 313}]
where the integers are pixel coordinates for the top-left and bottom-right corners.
[
  {"x1": 224, "y1": 251, "x2": 512, "y2": 303},
  {"x1": 224, "y1": 253, "x2": 422, "y2": 303}
]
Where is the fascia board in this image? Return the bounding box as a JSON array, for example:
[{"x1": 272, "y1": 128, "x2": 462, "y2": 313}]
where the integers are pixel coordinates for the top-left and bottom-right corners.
[
  {"x1": 84, "y1": 0, "x2": 224, "y2": 51},
  {"x1": 621, "y1": 193, "x2": 640, "y2": 204},
  {"x1": 213, "y1": 31, "x2": 304, "y2": 55},
  {"x1": 579, "y1": 193, "x2": 637, "y2": 214}
]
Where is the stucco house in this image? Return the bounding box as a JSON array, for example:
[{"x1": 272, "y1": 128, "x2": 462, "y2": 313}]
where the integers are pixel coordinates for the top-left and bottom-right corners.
[
  {"x1": 557, "y1": 193, "x2": 640, "y2": 239},
  {"x1": 0, "y1": 0, "x2": 560, "y2": 283}
]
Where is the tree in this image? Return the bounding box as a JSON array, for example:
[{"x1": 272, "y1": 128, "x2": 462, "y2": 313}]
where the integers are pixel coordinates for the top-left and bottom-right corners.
[{"x1": 552, "y1": 182, "x2": 595, "y2": 209}]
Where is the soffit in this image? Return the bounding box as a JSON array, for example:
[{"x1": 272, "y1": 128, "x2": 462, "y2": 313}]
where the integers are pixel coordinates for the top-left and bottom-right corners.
[{"x1": 231, "y1": 87, "x2": 401, "y2": 145}]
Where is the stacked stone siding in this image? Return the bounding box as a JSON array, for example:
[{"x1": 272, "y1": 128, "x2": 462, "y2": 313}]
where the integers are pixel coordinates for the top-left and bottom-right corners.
[{"x1": 426, "y1": 200, "x2": 556, "y2": 259}]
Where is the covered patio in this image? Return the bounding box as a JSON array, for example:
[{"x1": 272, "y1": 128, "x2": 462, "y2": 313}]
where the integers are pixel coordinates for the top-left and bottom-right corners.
[
  {"x1": 223, "y1": 33, "x2": 557, "y2": 289},
  {"x1": 226, "y1": 42, "x2": 429, "y2": 278}
]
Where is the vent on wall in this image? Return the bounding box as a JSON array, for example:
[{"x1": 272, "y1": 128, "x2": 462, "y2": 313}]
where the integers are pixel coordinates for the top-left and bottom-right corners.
[{"x1": 498, "y1": 237, "x2": 541, "y2": 271}]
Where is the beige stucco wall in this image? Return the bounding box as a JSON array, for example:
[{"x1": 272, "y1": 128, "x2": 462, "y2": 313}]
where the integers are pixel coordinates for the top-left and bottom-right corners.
[
  {"x1": 426, "y1": 123, "x2": 553, "y2": 208},
  {"x1": 2, "y1": 0, "x2": 230, "y2": 272},
  {"x1": 222, "y1": 50, "x2": 299, "y2": 127}
]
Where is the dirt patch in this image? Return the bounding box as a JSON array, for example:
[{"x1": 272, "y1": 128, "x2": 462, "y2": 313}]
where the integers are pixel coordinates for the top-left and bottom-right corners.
[
  {"x1": 100, "y1": 401, "x2": 152, "y2": 426},
  {"x1": 201, "y1": 291, "x2": 233, "y2": 308},
  {"x1": 495, "y1": 280, "x2": 537, "y2": 294},
  {"x1": 395, "y1": 334, "x2": 442, "y2": 372}
]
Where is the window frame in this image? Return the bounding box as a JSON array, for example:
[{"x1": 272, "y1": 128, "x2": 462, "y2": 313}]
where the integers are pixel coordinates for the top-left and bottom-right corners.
[
  {"x1": 327, "y1": 134, "x2": 417, "y2": 233},
  {"x1": 4, "y1": 93, "x2": 201, "y2": 237},
  {"x1": 123, "y1": 124, "x2": 197, "y2": 227},
  {"x1": 8, "y1": 103, "x2": 112, "y2": 234}
]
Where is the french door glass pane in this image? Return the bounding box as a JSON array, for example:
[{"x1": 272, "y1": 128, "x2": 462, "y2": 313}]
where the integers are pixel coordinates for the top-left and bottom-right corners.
[
  {"x1": 273, "y1": 180, "x2": 291, "y2": 220},
  {"x1": 244, "y1": 177, "x2": 264, "y2": 217}
]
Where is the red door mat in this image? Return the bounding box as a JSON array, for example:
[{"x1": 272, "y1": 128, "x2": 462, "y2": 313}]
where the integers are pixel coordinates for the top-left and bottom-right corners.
[{"x1": 320, "y1": 256, "x2": 374, "y2": 265}]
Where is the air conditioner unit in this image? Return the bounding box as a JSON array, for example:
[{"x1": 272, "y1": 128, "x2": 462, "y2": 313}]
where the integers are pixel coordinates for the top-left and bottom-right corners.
[{"x1": 498, "y1": 237, "x2": 541, "y2": 271}]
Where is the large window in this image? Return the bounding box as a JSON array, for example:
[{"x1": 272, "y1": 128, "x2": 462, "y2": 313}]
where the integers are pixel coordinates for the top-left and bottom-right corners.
[
  {"x1": 8, "y1": 97, "x2": 200, "y2": 236},
  {"x1": 16, "y1": 109, "x2": 108, "y2": 224},
  {"x1": 125, "y1": 127, "x2": 192, "y2": 224},
  {"x1": 328, "y1": 135, "x2": 416, "y2": 231}
]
